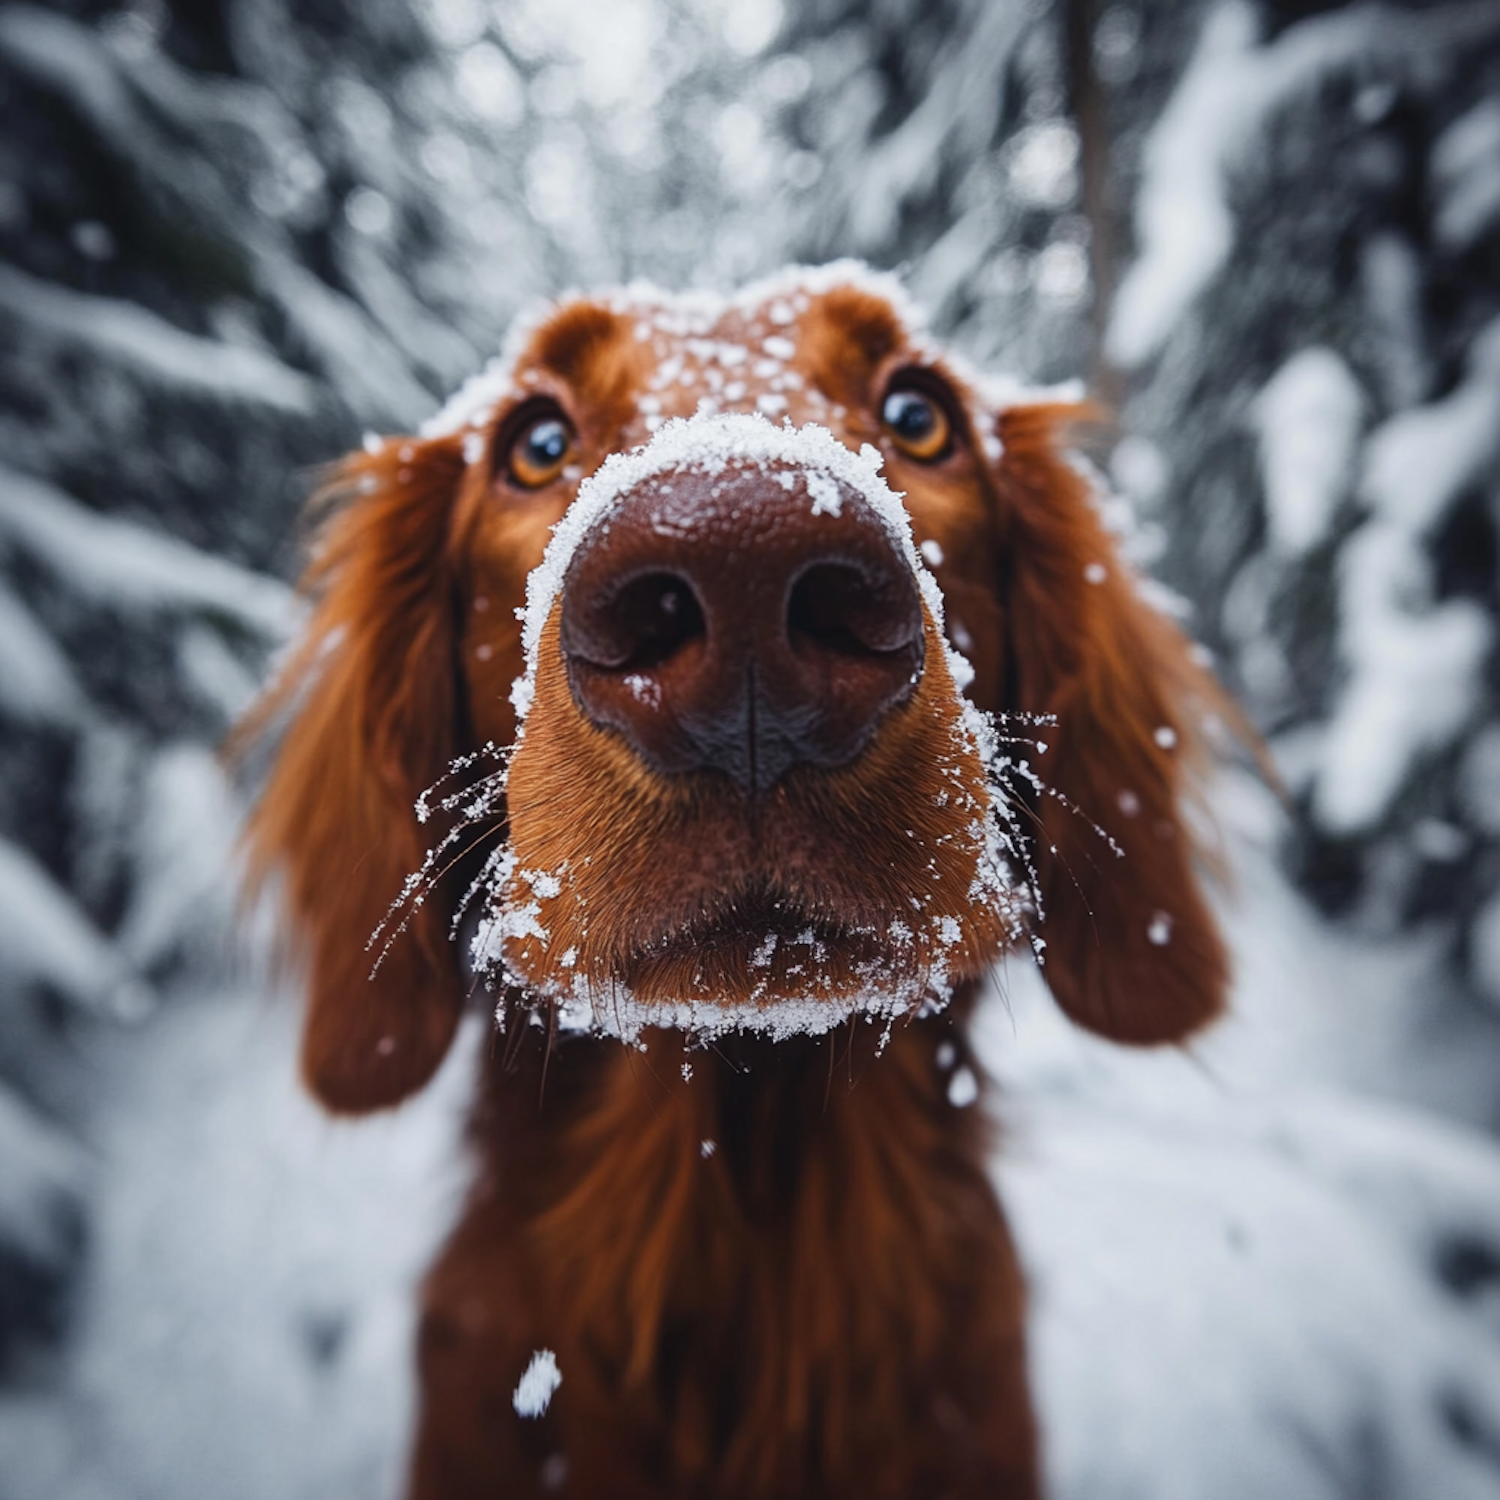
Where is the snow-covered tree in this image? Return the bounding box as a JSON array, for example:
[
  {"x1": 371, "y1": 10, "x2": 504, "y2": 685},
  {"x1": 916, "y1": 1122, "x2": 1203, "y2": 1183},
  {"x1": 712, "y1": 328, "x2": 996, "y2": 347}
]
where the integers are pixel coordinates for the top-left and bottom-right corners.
[{"x1": 1097, "y1": 0, "x2": 1500, "y2": 1015}]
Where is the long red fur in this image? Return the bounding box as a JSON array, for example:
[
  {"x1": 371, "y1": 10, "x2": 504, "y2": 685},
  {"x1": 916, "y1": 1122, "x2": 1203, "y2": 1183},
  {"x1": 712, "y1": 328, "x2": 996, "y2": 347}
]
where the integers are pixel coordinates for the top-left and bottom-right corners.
[{"x1": 241, "y1": 279, "x2": 1234, "y2": 1498}]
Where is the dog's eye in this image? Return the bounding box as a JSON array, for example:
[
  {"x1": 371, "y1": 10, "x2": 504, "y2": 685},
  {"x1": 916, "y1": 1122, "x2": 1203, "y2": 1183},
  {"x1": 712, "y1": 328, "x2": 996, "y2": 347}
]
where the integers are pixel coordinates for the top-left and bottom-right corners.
[
  {"x1": 508, "y1": 415, "x2": 575, "y2": 489},
  {"x1": 881, "y1": 388, "x2": 952, "y2": 462}
]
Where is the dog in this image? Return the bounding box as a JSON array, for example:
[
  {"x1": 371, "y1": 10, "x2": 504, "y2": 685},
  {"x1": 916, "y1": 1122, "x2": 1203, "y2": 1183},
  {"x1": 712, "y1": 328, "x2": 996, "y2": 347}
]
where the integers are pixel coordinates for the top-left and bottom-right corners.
[{"x1": 244, "y1": 263, "x2": 1230, "y2": 1499}]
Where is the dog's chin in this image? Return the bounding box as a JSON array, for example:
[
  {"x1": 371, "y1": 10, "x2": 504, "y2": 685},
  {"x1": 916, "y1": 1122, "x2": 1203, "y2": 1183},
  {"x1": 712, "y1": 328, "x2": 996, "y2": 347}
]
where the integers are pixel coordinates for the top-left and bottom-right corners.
[
  {"x1": 489, "y1": 877, "x2": 1014, "y2": 1041},
  {"x1": 621, "y1": 904, "x2": 912, "y2": 1008}
]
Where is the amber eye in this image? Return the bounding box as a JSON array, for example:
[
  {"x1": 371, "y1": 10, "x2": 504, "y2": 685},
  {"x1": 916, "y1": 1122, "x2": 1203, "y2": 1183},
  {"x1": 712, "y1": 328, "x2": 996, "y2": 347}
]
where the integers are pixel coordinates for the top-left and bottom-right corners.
[
  {"x1": 881, "y1": 387, "x2": 952, "y2": 462},
  {"x1": 507, "y1": 414, "x2": 575, "y2": 488}
]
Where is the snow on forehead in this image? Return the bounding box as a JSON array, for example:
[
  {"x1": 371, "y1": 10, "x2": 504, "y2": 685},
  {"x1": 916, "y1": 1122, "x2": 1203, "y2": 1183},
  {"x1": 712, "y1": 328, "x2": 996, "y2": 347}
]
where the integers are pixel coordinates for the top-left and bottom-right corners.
[
  {"x1": 512, "y1": 410, "x2": 949, "y2": 722},
  {"x1": 603, "y1": 258, "x2": 924, "y2": 329},
  {"x1": 421, "y1": 261, "x2": 924, "y2": 438},
  {"x1": 420, "y1": 297, "x2": 553, "y2": 438}
]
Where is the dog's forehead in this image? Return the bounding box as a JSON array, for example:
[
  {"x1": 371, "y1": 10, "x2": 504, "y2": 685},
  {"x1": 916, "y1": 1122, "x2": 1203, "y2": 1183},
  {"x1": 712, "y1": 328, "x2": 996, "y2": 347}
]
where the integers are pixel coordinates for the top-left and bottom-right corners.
[
  {"x1": 519, "y1": 278, "x2": 957, "y2": 443},
  {"x1": 531, "y1": 279, "x2": 919, "y2": 385},
  {"x1": 421, "y1": 267, "x2": 991, "y2": 439},
  {"x1": 623, "y1": 280, "x2": 910, "y2": 353}
]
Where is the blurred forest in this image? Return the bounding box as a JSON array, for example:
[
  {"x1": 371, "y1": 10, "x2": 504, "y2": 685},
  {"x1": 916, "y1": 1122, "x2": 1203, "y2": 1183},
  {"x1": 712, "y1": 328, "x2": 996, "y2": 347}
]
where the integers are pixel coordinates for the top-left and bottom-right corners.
[{"x1": 2, "y1": 0, "x2": 1500, "y2": 1494}]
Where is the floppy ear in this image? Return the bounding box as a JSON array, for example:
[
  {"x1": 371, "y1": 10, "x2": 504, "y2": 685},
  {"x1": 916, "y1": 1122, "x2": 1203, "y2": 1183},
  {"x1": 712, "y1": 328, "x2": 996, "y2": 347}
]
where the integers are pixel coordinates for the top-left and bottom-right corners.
[
  {"x1": 240, "y1": 434, "x2": 471, "y2": 1111},
  {"x1": 994, "y1": 402, "x2": 1229, "y2": 1045}
]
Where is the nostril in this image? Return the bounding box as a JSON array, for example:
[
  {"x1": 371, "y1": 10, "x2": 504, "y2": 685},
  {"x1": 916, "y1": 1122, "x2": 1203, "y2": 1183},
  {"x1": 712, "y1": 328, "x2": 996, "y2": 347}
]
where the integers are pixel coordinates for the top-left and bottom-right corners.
[
  {"x1": 788, "y1": 563, "x2": 923, "y2": 658},
  {"x1": 558, "y1": 458, "x2": 928, "y2": 790},
  {"x1": 566, "y1": 571, "x2": 706, "y2": 671}
]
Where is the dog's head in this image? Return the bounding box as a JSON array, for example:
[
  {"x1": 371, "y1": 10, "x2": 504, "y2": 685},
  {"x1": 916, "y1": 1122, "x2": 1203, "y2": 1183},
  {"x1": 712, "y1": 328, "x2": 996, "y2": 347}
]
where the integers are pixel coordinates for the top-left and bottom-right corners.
[{"x1": 246, "y1": 266, "x2": 1230, "y2": 1111}]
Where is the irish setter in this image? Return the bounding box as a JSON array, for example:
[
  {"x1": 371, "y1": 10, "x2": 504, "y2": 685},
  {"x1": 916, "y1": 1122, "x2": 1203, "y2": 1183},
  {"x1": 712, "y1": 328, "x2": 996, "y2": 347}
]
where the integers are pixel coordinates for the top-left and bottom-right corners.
[{"x1": 245, "y1": 265, "x2": 1229, "y2": 1499}]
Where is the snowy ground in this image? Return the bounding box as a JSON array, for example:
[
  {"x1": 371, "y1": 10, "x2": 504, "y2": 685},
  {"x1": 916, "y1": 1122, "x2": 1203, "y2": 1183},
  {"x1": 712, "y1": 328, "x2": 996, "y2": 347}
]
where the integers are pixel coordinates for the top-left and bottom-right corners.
[
  {"x1": 2, "y1": 775, "x2": 1500, "y2": 1500},
  {"x1": 987, "y1": 778, "x2": 1500, "y2": 1500}
]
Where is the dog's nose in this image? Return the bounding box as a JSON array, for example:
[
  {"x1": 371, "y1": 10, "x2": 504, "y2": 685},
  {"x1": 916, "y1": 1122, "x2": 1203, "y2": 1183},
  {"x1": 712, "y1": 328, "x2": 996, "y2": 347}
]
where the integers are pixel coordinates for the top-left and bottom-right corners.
[{"x1": 559, "y1": 460, "x2": 925, "y2": 794}]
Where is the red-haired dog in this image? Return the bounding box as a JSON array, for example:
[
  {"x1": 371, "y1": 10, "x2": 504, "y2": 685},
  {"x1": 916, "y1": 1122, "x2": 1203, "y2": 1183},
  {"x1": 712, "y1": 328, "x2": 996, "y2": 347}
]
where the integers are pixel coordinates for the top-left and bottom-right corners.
[{"x1": 245, "y1": 265, "x2": 1229, "y2": 1499}]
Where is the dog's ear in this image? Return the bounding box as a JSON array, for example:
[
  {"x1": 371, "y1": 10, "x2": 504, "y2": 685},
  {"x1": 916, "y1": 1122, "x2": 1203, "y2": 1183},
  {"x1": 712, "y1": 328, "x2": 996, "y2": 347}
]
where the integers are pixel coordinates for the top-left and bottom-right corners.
[
  {"x1": 992, "y1": 403, "x2": 1229, "y2": 1045},
  {"x1": 240, "y1": 435, "x2": 470, "y2": 1111}
]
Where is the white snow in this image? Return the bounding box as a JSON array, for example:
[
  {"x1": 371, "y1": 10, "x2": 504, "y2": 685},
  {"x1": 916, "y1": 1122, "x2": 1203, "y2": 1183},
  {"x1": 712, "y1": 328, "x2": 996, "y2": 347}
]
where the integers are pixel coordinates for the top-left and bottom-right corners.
[
  {"x1": 0, "y1": 1081, "x2": 88, "y2": 1270},
  {"x1": 1471, "y1": 890, "x2": 1500, "y2": 1008},
  {"x1": 1360, "y1": 232, "x2": 1430, "y2": 413},
  {"x1": 1467, "y1": 730, "x2": 1500, "y2": 835},
  {"x1": 997, "y1": 1068, "x2": 1500, "y2": 1500},
  {"x1": 541, "y1": 975, "x2": 957, "y2": 1049},
  {"x1": 0, "y1": 3, "x2": 444, "y2": 427},
  {"x1": 1007, "y1": 121, "x2": 1080, "y2": 210},
  {"x1": 262, "y1": 260, "x2": 435, "y2": 426},
  {"x1": 512, "y1": 1349, "x2": 562, "y2": 1418},
  {"x1": 804, "y1": 468, "x2": 842, "y2": 516},
  {"x1": 1107, "y1": 1, "x2": 1500, "y2": 367},
  {"x1": 1308, "y1": 318, "x2": 1500, "y2": 833},
  {"x1": 0, "y1": 464, "x2": 296, "y2": 639},
  {"x1": 1359, "y1": 316, "x2": 1500, "y2": 535},
  {"x1": 1314, "y1": 523, "x2": 1489, "y2": 834},
  {"x1": 113, "y1": 743, "x2": 243, "y2": 974},
  {"x1": 1433, "y1": 96, "x2": 1500, "y2": 253},
  {"x1": 1106, "y1": 1, "x2": 1256, "y2": 367},
  {"x1": 841, "y1": 3, "x2": 1029, "y2": 250},
  {"x1": 947, "y1": 1065, "x2": 979, "y2": 1108},
  {"x1": 1252, "y1": 347, "x2": 1364, "y2": 556},
  {"x1": 0, "y1": 263, "x2": 315, "y2": 414},
  {"x1": 0, "y1": 991, "x2": 476, "y2": 1500},
  {"x1": 0, "y1": 835, "x2": 142, "y2": 1018},
  {"x1": 0, "y1": 580, "x2": 88, "y2": 727},
  {"x1": 1109, "y1": 433, "x2": 1169, "y2": 507}
]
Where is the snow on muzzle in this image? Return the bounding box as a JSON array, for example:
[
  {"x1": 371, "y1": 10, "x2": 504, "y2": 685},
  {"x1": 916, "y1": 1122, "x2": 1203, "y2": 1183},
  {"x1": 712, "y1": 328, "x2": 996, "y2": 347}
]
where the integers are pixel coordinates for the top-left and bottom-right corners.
[
  {"x1": 509, "y1": 411, "x2": 960, "y2": 727},
  {"x1": 470, "y1": 412, "x2": 1020, "y2": 1042}
]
